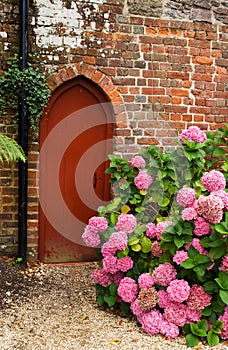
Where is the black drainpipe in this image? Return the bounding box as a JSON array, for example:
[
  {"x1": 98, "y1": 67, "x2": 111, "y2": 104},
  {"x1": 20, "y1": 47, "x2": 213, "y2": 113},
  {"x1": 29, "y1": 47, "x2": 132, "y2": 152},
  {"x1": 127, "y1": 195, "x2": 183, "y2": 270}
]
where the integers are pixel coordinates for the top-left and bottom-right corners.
[{"x1": 18, "y1": 0, "x2": 29, "y2": 264}]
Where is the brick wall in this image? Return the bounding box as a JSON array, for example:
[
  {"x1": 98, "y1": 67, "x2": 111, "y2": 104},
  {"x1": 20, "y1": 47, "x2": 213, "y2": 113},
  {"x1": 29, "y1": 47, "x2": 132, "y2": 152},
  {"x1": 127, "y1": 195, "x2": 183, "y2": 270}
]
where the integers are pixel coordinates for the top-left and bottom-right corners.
[{"x1": 0, "y1": 0, "x2": 228, "y2": 259}]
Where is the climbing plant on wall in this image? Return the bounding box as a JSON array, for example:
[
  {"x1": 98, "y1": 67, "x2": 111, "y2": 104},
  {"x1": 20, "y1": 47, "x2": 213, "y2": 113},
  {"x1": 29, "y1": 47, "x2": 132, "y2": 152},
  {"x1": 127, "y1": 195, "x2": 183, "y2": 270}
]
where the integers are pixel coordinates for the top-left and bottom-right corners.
[{"x1": 0, "y1": 56, "x2": 51, "y2": 137}]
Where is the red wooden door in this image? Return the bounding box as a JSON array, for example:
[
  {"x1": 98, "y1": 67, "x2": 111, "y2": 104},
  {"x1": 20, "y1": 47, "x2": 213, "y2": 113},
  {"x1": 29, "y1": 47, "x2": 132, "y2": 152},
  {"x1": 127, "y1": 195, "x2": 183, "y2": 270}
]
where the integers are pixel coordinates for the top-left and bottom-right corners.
[{"x1": 39, "y1": 77, "x2": 113, "y2": 263}]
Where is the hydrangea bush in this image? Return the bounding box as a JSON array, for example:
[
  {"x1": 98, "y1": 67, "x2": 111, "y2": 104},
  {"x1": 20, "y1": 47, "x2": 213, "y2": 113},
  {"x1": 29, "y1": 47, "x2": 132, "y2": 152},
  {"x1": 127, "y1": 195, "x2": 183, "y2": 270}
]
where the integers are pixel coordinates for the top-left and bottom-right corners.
[{"x1": 82, "y1": 125, "x2": 228, "y2": 347}]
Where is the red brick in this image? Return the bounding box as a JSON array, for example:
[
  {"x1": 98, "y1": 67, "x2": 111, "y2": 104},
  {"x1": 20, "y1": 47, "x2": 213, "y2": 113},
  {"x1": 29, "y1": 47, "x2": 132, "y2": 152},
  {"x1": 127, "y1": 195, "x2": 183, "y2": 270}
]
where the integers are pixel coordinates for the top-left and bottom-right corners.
[
  {"x1": 192, "y1": 57, "x2": 213, "y2": 65},
  {"x1": 171, "y1": 97, "x2": 182, "y2": 104},
  {"x1": 137, "y1": 137, "x2": 159, "y2": 145},
  {"x1": 146, "y1": 27, "x2": 157, "y2": 36},
  {"x1": 167, "y1": 88, "x2": 189, "y2": 97},
  {"x1": 192, "y1": 73, "x2": 212, "y2": 82},
  {"x1": 190, "y1": 107, "x2": 211, "y2": 114}
]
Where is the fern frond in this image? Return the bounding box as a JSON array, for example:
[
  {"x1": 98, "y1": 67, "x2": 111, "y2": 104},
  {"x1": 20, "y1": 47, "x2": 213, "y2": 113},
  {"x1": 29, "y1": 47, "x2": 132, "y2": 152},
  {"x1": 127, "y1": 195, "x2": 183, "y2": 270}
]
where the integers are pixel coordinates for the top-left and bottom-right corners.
[{"x1": 0, "y1": 134, "x2": 26, "y2": 163}]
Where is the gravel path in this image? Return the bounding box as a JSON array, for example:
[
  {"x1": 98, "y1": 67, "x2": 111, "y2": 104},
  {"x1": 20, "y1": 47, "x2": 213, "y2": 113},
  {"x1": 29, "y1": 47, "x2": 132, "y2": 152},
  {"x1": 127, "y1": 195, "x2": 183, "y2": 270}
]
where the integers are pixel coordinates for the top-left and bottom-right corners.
[{"x1": 0, "y1": 258, "x2": 227, "y2": 350}]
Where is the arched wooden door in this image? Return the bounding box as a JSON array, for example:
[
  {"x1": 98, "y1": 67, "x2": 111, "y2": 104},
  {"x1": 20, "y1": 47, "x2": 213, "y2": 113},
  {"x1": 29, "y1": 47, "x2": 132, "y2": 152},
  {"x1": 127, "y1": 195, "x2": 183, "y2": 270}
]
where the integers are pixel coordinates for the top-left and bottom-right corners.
[{"x1": 39, "y1": 76, "x2": 113, "y2": 263}]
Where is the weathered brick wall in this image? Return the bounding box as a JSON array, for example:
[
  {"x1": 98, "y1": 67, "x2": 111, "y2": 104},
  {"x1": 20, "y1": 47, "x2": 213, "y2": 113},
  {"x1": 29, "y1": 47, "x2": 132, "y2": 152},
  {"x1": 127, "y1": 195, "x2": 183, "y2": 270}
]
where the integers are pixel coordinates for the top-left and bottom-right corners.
[{"x1": 0, "y1": 0, "x2": 228, "y2": 259}]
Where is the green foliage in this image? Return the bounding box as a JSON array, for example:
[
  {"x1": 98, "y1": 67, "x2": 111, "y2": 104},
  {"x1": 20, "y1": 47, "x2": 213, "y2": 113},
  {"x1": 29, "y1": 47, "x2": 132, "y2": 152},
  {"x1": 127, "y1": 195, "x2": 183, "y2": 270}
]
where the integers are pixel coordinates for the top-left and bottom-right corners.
[
  {"x1": 7, "y1": 256, "x2": 23, "y2": 267},
  {"x1": 0, "y1": 134, "x2": 26, "y2": 163},
  {"x1": 96, "y1": 282, "x2": 118, "y2": 308},
  {"x1": 185, "y1": 319, "x2": 224, "y2": 347},
  {"x1": 0, "y1": 56, "x2": 51, "y2": 136},
  {"x1": 161, "y1": 220, "x2": 193, "y2": 254},
  {"x1": 180, "y1": 246, "x2": 213, "y2": 280}
]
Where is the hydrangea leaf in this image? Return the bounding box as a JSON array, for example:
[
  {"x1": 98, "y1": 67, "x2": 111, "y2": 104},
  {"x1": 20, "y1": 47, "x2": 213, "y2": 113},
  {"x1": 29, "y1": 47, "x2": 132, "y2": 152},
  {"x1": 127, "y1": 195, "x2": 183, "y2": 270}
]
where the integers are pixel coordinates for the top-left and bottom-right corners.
[
  {"x1": 174, "y1": 237, "x2": 185, "y2": 249},
  {"x1": 140, "y1": 236, "x2": 152, "y2": 253},
  {"x1": 181, "y1": 258, "x2": 195, "y2": 269},
  {"x1": 186, "y1": 333, "x2": 199, "y2": 347},
  {"x1": 203, "y1": 281, "x2": 218, "y2": 294},
  {"x1": 97, "y1": 295, "x2": 105, "y2": 306},
  {"x1": 213, "y1": 222, "x2": 228, "y2": 235},
  {"x1": 212, "y1": 320, "x2": 224, "y2": 334},
  {"x1": 121, "y1": 205, "x2": 131, "y2": 214},
  {"x1": 110, "y1": 212, "x2": 118, "y2": 225},
  {"x1": 109, "y1": 282, "x2": 118, "y2": 296},
  {"x1": 219, "y1": 290, "x2": 228, "y2": 305},
  {"x1": 116, "y1": 247, "x2": 129, "y2": 258},
  {"x1": 190, "y1": 322, "x2": 207, "y2": 337},
  {"x1": 104, "y1": 295, "x2": 117, "y2": 308},
  {"x1": 215, "y1": 271, "x2": 228, "y2": 290},
  {"x1": 128, "y1": 236, "x2": 140, "y2": 246},
  {"x1": 207, "y1": 330, "x2": 220, "y2": 347},
  {"x1": 210, "y1": 246, "x2": 225, "y2": 259},
  {"x1": 131, "y1": 243, "x2": 141, "y2": 252}
]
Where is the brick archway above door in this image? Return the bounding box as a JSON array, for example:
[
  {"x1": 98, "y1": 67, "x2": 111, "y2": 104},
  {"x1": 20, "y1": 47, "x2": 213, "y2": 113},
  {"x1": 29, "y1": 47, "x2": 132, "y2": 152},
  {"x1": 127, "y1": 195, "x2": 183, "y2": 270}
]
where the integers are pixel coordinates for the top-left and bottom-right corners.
[{"x1": 46, "y1": 63, "x2": 124, "y2": 111}]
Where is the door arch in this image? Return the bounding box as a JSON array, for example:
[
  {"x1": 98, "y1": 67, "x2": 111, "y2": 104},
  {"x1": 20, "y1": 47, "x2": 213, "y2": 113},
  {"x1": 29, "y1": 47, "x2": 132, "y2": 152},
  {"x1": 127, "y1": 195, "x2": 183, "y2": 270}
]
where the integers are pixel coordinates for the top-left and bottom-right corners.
[{"x1": 39, "y1": 76, "x2": 113, "y2": 263}]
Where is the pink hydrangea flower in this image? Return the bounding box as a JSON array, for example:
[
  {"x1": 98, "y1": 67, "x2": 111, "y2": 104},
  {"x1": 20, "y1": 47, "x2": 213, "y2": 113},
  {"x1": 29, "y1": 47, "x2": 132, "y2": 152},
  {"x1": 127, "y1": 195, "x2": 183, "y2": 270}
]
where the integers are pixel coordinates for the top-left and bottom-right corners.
[
  {"x1": 160, "y1": 320, "x2": 180, "y2": 339},
  {"x1": 158, "y1": 290, "x2": 171, "y2": 308},
  {"x1": 186, "y1": 307, "x2": 202, "y2": 323},
  {"x1": 219, "y1": 306, "x2": 228, "y2": 340},
  {"x1": 101, "y1": 231, "x2": 128, "y2": 257},
  {"x1": 88, "y1": 216, "x2": 108, "y2": 233},
  {"x1": 138, "y1": 273, "x2": 154, "y2": 289},
  {"x1": 201, "y1": 170, "x2": 226, "y2": 192},
  {"x1": 134, "y1": 170, "x2": 154, "y2": 190},
  {"x1": 173, "y1": 250, "x2": 189, "y2": 265},
  {"x1": 146, "y1": 222, "x2": 157, "y2": 239},
  {"x1": 212, "y1": 190, "x2": 228, "y2": 210},
  {"x1": 117, "y1": 277, "x2": 138, "y2": 303},
  {"x1": 178, "y1": 126, "x2": 207, "y2": 144},
  {"x1": 185, "y1": 238, "x2": 205, "y2": 254},
  {"x1": 115, "y1": 214, "x2": 137, "y2": 235},
  {"x1": 82, "y1": 226, "x2": 101, "y2": 247},
  {"x1": 152, "y1": 263, "x2": 177, "y2": 287},
  {"x1": 167, "y1": 279, "x2": 191, "y2": 303},
  {"x1": 103, "y1": 255, "x2": 119, "y2": 274},
  {"x1": 130, "y1": 298, "x2": 145, "y2": 318},
  {"x1": 117, "y1": 256, "x2": 134, "y2": 272},
  {"x1": 197, "y1": 194, "x2": 224, "y2": 224},
  {"x1": 176, "y1": 188, "x2": 196, "y2": 208},
  {"x1": 92, "y1": 268, "x2": 112, "y2": 287},
  {"x1": 219, "y1": 256, "x2": 228, "y2": 273},
  {"x1": 151, "y1": 241, "x2": 163, "y2": 257},
  {"x1": 187, "y1": 284, "x2": 212, "y2": 311},
  {"x1": 194, "y1": 217, "x2": 210, "y2": 236},
  {"x1": 130, "y1": 155, "x2": 146, "y2": 168},
  {"x1": 156, "y1": 221, "x2": 173, "y2": 240},
  {"x1": 164, "y1": 302, "x2": 187, "y2": 327},
  {"x1": 182, "y1": 207, "x2": 198, "y2": 221},
  {"x1": 141, "y1": 309, "x2": 163, "y2": 335},
  {"x1": 111, "y1": 271, "x2": 124, "y2": 286}
]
